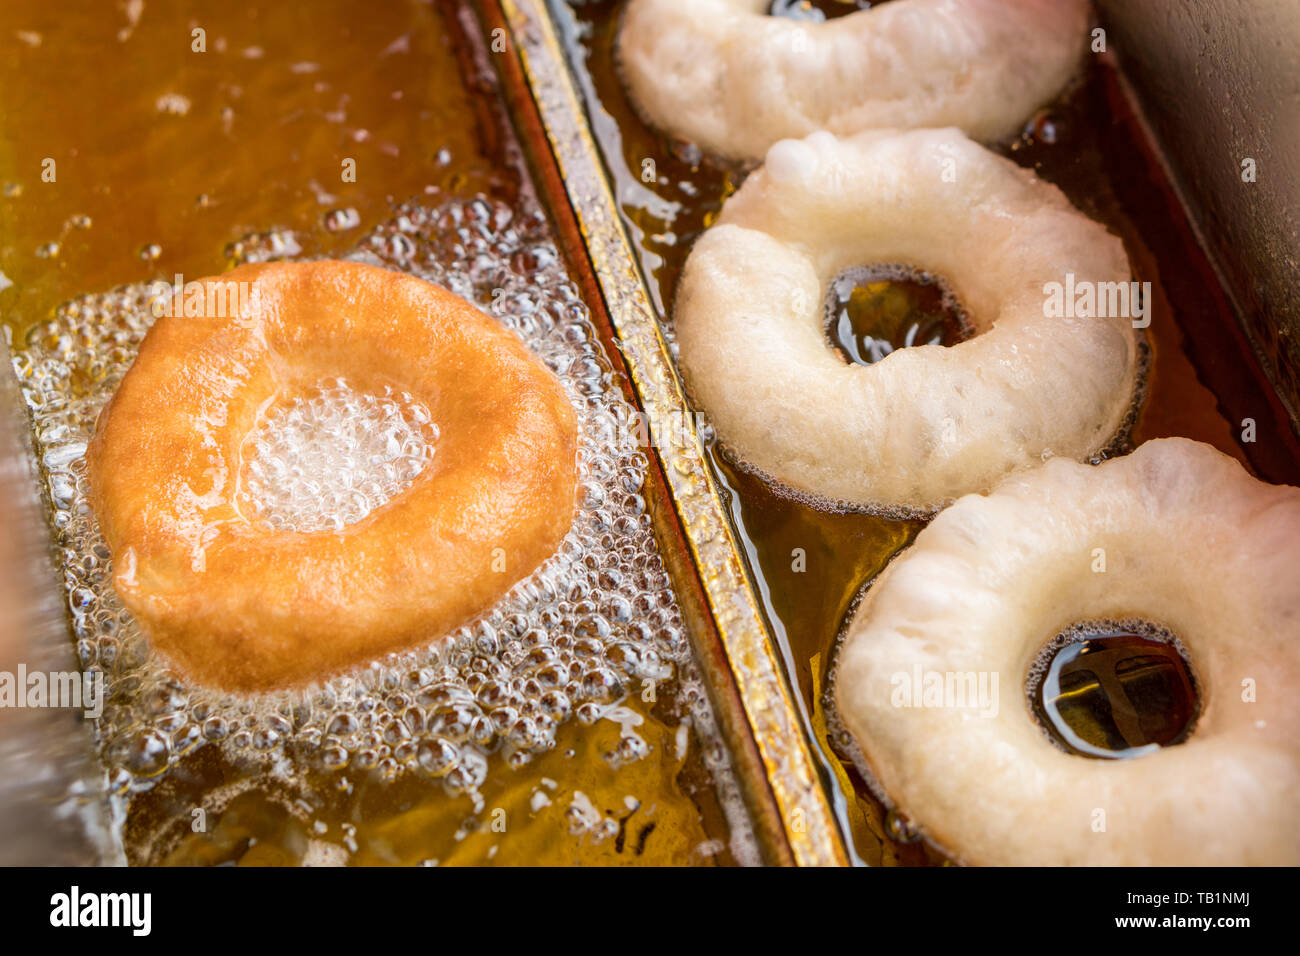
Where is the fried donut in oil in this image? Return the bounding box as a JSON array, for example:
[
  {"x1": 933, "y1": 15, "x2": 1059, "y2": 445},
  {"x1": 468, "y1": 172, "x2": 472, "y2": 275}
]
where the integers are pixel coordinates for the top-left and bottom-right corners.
[
  {"x1": 87, "y1": 260, "x2": 578, "y2": 692},
  {"x1": 617, "y1": 0, "x2": 1089, "y2": 160},
  {"x1": 835, "y1": 439, "x2": 1300, "y2": 865},
  {"x1": 674, "y1": 128, "x2": 1142, "y2": 513}
]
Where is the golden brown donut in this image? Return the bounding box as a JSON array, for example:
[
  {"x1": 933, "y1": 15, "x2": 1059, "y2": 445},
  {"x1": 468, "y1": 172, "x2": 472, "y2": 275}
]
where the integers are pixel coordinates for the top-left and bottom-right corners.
[{"x1": 87, "y1": 260, "x2": 578, "y2": 693}]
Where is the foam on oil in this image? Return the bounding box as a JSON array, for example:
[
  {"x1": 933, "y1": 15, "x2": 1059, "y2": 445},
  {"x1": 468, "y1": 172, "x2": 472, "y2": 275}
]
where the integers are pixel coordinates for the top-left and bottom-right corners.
[
  {"x1": 12, "y1": 197, "x2": 757, "y2": 864},
  {"x1": 238, "y1": 379, "x2": 437, "y2": 533}
]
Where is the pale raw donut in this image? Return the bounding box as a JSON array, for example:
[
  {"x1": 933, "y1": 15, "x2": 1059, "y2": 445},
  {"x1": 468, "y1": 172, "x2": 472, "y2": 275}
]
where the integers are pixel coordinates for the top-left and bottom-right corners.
[
  {"x1": 87, "y1": 261, "x2": 578, "y2": 692},
  {"x1": 834, "y1": 438, "x2": 1300, "y2": 866},
  {"x1": 617, "y1": 0, "x2": 1090, "y2": 160},
  {"x1": 674, "y1": 127, "x2": 1141, "y2": 513}
]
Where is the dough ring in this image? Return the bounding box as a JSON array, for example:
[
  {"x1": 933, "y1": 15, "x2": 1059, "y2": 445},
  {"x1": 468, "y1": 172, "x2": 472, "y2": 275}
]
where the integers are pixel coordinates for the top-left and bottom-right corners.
[
  {"x1": 617, "y1": 0, "x2": 1090, "y2": 160},
  {"x1": 88, "y1": 260, "x2": 579, "y2": 692},
  {"x1": 833, "y1": 438, "x2": 1300, "y2": 865},
  {"x1": 674, "y1": 128, "x2": 1143, "y2": 513}
]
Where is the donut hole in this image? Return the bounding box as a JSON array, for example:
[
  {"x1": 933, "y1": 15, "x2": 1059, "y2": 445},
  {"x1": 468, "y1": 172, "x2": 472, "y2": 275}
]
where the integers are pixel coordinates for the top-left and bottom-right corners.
[
  {"x1": 237, "y1": 376, "x2": 438, "y2": 533},
  {"x1": 1027, "y1": 620, "x2": 1200, "y2": 760},
  {"x1": 767, "y1": 0, "x2": 876, "y2": 23},
  {"x1": 822, "y1": 264, "x2": 970, "y2": 367}
]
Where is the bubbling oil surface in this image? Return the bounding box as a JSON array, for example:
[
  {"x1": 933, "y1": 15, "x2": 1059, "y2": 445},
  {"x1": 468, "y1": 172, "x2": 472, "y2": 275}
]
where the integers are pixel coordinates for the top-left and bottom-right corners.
[
  {"x1": 239, "y1": 379, "x2": 438, "y2": 534},
  {"x1": 12, "y1": 197, "x2": 756, "y2": 865}
]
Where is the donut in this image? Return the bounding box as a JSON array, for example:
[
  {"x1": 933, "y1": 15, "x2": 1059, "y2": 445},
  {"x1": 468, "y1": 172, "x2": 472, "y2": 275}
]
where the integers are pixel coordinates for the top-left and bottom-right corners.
[
  {"x1": 674, "y1": 127, "x2": 1142, "y2": 513},
  {"x1": 616, "y1": 0, "x2": 1090, "y2": 160},
  {"x1": 87, "y1": 260, "x2": 579, "y2": 693},
  {"x1": 833, "y1": 438, "x2": 1300, "y2": 865}
]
